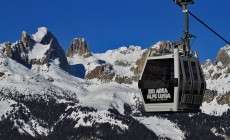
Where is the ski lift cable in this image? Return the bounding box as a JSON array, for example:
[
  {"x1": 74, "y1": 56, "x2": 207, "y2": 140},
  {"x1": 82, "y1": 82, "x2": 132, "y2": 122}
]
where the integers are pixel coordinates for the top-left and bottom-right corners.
[
  {"x1": 188, "y1": 11, "x2": 230, "y2": 46},
  {"x1": 174, "y1": 0, "x2": 230, "y2": 46}
]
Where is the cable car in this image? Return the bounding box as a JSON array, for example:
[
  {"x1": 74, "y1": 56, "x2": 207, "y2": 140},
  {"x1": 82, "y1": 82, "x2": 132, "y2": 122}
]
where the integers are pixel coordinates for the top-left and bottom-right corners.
[
  {"x1": 138, "y1": 47, "x2": 206, "y2": 112},
  {"x1": 138, "y1": 0, "x2": 206, "y2": 112}
]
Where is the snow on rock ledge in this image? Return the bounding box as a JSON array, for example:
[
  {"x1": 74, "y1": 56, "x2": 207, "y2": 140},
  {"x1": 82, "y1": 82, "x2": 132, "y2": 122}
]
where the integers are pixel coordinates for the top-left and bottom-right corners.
[
  {"x1": 33, "y1": 27, "x2": 48, "y2": 42},
  {"x1": 201, "y1": 98, "x2": 230, "y2": 116},
  {"x1": 135, "y1": 116, "x2": 185, "y2": 140}
]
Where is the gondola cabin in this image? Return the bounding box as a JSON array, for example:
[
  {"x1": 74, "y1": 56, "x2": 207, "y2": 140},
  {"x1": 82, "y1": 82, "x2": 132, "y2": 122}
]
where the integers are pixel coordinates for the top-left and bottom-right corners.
[
  {"x1": 137, "y1": 0, "x2": 207, "y2": 112},
  {"x1": 138, "y1": 48, "x2": 206, "y2": 112}
]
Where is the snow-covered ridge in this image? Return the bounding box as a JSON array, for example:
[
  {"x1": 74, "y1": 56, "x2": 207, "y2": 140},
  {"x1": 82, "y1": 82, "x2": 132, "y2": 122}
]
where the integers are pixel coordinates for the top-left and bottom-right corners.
[
  {"x1": 94, "y1": 45, "x2": 143, "y2": 64},
  {"x1": 1, "y1": 27, "x2": 230, "y2": 139},
  {"x1": 32, "y1": 27, "x2": 48, "y2": 42},
  {"x1": 202, "y1": 44, "x2": 230, "y2": 94},
  {"x1": 204, "y1": 68, "x2": 230, "y2": 94},
  {"x1": 0, "y1": 27, "x2": 68, "y2": 69},
  {"x1": 93, "y1": 45, "x2": 145, "y2": 77},
  {"x1": 28, "y1": 43, "x2": 50, "y2": 60}
]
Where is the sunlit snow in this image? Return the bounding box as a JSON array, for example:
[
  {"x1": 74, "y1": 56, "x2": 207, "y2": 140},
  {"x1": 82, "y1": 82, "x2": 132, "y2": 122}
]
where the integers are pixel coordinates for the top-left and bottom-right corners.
[{"x1": 201, "y1": 98, "x2": 230, "y2": 116}]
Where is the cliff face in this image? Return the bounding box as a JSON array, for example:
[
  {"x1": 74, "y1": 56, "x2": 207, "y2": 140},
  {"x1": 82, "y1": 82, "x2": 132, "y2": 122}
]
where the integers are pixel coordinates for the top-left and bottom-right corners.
[
  {"x1": 0, "y1": 27, "x2": 68, "y2": 70},
  {"x1": 66, "y1": 38, "x2": 91, "y2": 58}
]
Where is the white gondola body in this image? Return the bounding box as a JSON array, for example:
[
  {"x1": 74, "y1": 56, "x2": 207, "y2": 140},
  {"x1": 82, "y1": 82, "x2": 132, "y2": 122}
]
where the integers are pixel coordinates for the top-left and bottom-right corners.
[{"x1": 138, "y1": 48, "x2": 205, "y2": 112}]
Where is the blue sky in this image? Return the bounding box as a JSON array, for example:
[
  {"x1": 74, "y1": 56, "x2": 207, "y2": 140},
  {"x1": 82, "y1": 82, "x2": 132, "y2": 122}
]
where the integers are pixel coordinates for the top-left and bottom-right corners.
[{"x1": 0, "y1": 0, "x2": 230, "y2": 62}]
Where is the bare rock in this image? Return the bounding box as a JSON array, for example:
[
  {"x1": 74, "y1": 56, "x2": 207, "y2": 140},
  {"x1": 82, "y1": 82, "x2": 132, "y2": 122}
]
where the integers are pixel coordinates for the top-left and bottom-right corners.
[
  {"x1": 47, "y1": 77, "x2": 54, "y2": 82},
  {"x1": 203, "y1": 59, "x2": 213, "y2": 68},
  {"x1": 216, "y1": 45, "x2": 230, "y2": 67},
  {"x1": 66, "y1": 38, "x2": 91, "y2": 57},
  {"x1": 0, "y1": 72, "x2": 4, "y2": 77},
  {"x1": 85, "y1": 64, "x2": 115, "y2": 82},
  {"x1": 21, "y1": 31, "x2": 35, "y2": 51},
  {"x1": 203, "y1": 89, "x2": 217, "y2": 103},
  {"x1": 114, "y1": 60, "x2": 131, "y2": 67},
  {"x1": 114, "y1": 75, "x2": 138, "y2": 84},
  {"x1": 134, "y1": 49, "x2": 150, "y2": 77},
  {"x1": 150, "y1": 41, "x2": 172, "y2": 55},
  {"x1": 217, "y1": 93, "x2": 230, "y2": 105}
]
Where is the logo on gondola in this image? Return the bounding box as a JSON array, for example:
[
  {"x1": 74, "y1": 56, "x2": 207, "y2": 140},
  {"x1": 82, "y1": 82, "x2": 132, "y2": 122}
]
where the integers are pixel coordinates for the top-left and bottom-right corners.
[{"x1": 147, "y1": 88, "x2": 171, "y2": 101}]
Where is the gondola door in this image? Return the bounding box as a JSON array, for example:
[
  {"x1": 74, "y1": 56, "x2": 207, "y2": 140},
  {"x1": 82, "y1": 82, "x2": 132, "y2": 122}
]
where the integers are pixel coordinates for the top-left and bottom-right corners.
[{"x1": 138, "y1": 55, "x2": 177, "y2": 112}]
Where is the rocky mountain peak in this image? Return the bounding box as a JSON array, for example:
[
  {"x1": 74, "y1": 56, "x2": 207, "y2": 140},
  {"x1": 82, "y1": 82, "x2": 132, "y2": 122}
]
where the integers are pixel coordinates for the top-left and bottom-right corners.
[
  {"x1": 66, "y1": 38, "x2": 91, "y2": 58},
  {"x1": 202, "y1": 44, "x2": 230, "y2": 94},
  {"x1": 215, "y1": 45, "x2": 230, "y2": 67},
  {"x1": 203, "y1": 59, "x2": 213, "y2": 68},
  {"x1": 0, "y1": 27, "x2": 68, "y2": 70},
  {"x1": 150, "y1": 41, "x2": 172, "y2": 55},
  {"x1": 21, "y1": 31, "x2": 35, "y2": 51}
]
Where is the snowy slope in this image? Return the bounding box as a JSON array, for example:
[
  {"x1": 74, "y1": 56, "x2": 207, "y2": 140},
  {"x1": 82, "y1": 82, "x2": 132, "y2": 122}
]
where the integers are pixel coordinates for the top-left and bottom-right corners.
[
  {"x1": 203, "y1": 60, "x2": 230, "y2": 94},
  {"x1": 135, "y1": 116, "x2": 185, "y2": 140},
  {"x1": 0, "y1": 49, "x2": 188, "y2": 139},
  {"x1": 28, "y1": 43, "x2": 50, "y2": 60},
  {"x1": 93, "y1": 45, "x2": 144, "y2": 77},
  {"x1": 201, "y1": 98, "x2": 230, "y2": 116},
  {"x1": 67, "y1": 54, "x2": 100, "y2": 72},
  {"x1": 0, "y1": 98, "x2": 17, "y2": 120},
  {"x1": 200, "y1": 44, "x2": 230, "y2": 116},
  {"x1": 0, "y1": 52, "x2": 84, "y2": 97},
  {"x1": 202, "y1": 44, "x2": 230, "y2": 94}
]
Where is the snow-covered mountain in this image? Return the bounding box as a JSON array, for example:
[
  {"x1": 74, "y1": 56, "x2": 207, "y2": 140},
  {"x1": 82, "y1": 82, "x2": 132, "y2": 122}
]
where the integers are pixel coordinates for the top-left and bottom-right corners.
[
  {"x1": 0, "y1": 27, "x2": 230, "y2": 140},
  {"x1": 201, "y1": 44, "x2": 230, "y2": 117},
  {"x1": 0, "y1": 27, "x2": 68, "y2": 70},
  {"x1": 68, "y1": 45, "x2": 144, "y2": 84},
  {"x1": 203, "y1": 45, "x2": 230, "y2": 93}
]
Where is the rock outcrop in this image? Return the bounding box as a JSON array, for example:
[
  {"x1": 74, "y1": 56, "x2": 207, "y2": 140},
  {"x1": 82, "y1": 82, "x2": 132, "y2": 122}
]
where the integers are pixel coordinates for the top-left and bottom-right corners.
[
  {"x1": 216, "y1": 45, "x2": 230, "y2": 67},
  {"x1": 22, "y1": 31, "x2": 35, "y2": 51},
  {"x1": 85, "y1": 64, "x2": 115, "y2": 83},
  {"x1": 134, "y1": 49, "x2": 150, "y2": 78},
  {"x1": 85, "y1": 63, "x2": 137, "y2": 84},
  {"x1": 66, "y1": 38, "x2": 91, "y2": 58},
  {"x1": 203, "y1": 89, "x2": 217, "y2": 103}
]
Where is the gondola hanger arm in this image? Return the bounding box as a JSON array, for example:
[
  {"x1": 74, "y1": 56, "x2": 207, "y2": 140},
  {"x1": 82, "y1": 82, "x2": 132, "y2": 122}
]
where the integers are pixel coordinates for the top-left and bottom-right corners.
[{"x1": 173, "y1": 0, "x2": 230, "y2": 46}]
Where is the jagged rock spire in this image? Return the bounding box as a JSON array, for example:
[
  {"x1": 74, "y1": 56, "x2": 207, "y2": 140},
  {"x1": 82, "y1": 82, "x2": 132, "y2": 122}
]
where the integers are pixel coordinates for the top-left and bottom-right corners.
[
  {"x1": 66, "y1": 38, "x2": 91, "y2": 57},
  {"x1": 1, "y1": 27, "x2": 68, "y2": 70}
]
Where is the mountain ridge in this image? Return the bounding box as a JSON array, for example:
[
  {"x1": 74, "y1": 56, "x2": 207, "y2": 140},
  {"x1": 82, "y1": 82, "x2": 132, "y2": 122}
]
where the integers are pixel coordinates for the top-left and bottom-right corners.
[{"x1": 0, "y1": 27, "x2": 230, "y2": 140}]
